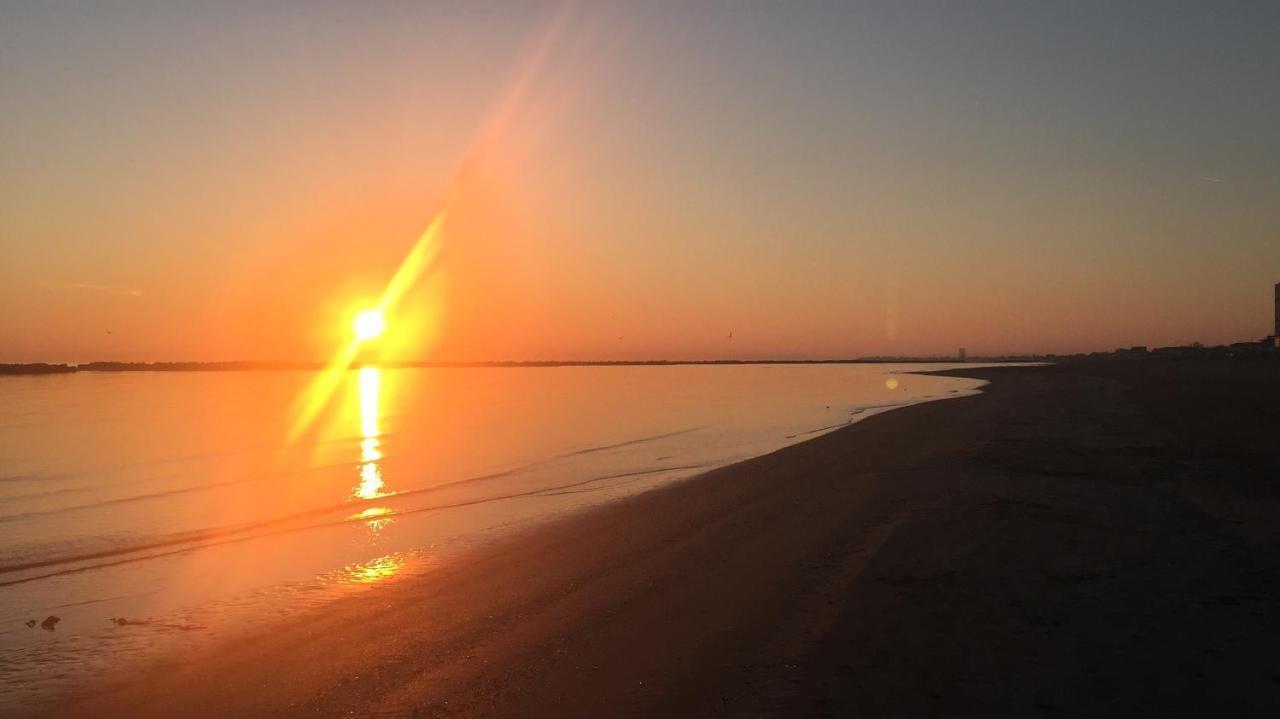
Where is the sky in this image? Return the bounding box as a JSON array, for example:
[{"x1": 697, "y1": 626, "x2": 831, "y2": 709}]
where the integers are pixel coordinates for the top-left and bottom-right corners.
[{"x1": 2, "y1": 1, "x2": 1279, "y2": 362}]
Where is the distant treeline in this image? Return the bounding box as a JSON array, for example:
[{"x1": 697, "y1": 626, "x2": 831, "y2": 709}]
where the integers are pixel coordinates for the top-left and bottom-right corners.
[
  {"x1": 0, "y1": 363, "x2": 78, "y2": 375},
  {"x1": 1, "y1": 358, "x2": 1044, "y2": 375},
  {"x1": 6, "y1": 348, "x2": 1276, "y2": 376},
  {"x1": 7, "y1": 352, "x2": 1276, "y2": 376},
  {"x1": 78, "y1": 361, "x2": 327, "y2": 372}
]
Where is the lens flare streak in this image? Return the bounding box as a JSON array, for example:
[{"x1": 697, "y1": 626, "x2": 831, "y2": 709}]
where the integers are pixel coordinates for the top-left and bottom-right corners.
[
  {"x1": 286, "y1": 215, "x2": 445, "y2": 443},
  {"x1": 285, "y1": 5, "x2": 574, "y2": 443}
]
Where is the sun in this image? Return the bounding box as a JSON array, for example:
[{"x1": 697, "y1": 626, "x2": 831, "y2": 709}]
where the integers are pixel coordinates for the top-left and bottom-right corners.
[{"x1": 354, "y1": 309, "x2": 386, "y2": 342}]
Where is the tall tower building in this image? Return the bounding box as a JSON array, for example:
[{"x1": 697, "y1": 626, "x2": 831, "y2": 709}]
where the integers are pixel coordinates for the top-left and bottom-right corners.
[{"x1": 1274, "y1": 282, "x2": 1279, "y2": 338}]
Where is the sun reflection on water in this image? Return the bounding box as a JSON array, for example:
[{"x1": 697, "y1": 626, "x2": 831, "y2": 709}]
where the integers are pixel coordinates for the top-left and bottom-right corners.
[
  {"x1": 354, "y1": 367, "x2": 388, "y2": 501},
  {"x1": 348, "y1": 506, "x2": 395, "y2": 537},
  {"x1": 357, "y1": 439, "x2": 385, "y2": 500},
  {"x1": 359, "y1": 366, "x2": 380, "y2": 437},
  {"x1": 351, "y1": 366, "x2": 397, "y2": 545},
  {"x1": 344, "y1": 553, "x2": 407, "y2": 584}
]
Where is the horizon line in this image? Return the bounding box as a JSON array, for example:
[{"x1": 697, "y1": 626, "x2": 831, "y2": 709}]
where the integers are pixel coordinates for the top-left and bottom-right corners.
[{"x1": 1, "y1": 356, "x2": 1044, "y2": 373}]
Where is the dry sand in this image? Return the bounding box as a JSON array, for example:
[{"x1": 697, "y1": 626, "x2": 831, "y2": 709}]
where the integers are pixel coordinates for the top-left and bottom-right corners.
[{"x1": 54, "y1": 361, "x2": 1280, "y2": 717}]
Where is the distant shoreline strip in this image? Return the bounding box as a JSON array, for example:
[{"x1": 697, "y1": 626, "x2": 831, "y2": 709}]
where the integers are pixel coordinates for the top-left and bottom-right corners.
[{"x1": 0, "y1": 358, "x2": 1021, "y2": 375}]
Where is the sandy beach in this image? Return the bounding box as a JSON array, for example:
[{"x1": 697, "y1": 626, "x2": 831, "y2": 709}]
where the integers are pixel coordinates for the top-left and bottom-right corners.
[{"x1": 51, "y1": 361, "x2": 1280, "y2": 717}]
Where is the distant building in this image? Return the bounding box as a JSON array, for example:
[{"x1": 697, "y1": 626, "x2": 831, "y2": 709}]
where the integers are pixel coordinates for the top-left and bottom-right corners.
[
  {"x1": 1275, "y1": 282, "x2": 1279, "y2": 338},
  {"x1": 958, "y1": 347, "x2": 967, "y2": 362}
]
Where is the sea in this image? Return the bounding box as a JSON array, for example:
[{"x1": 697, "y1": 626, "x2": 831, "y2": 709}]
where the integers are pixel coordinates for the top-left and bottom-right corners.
[{"x1": 0, "y1": 363, "x2": 987, "y2": 709}]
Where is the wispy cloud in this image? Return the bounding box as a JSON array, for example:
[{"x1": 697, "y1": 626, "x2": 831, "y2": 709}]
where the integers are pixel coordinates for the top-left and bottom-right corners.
[
  {"x1": 30, "y1": 282, "x2": 144, "y2": 297},
  {"x1": 1201, "y1": 176, "x2": 1225, "y2": 183}
]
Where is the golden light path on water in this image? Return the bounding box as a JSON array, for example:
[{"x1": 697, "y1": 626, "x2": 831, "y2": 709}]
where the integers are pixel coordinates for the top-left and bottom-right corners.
[
  {"x1": 341, "y1": 367, "x2": 407, "y2": 582},
  {"x1": 356, "y1": 366, "x2": 386, "y2": 500},
  {"x1": 352, "y1": 366, "x2": 394, "y2": 540}
]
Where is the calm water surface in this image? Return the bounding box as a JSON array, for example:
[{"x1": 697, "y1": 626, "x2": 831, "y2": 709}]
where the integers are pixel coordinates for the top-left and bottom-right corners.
[{"x1": 0, "y1": 363, "x2": 987, "y2": 708}]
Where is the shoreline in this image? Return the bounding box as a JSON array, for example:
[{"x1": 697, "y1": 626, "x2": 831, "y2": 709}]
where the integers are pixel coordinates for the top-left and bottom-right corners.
[{"x1": 49, "y1": 361, "x2": 1280, "y2": 716}]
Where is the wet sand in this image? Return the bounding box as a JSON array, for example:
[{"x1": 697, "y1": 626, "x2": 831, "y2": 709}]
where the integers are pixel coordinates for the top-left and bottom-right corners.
[{"x1": 54, "y1": 361, "x2": 1280, "y2": 717}]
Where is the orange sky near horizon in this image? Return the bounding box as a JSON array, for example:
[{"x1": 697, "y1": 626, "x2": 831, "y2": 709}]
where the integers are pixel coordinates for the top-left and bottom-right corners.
[{"x1": 2, "y1": 3, "x2": 1278, "y2": 363}]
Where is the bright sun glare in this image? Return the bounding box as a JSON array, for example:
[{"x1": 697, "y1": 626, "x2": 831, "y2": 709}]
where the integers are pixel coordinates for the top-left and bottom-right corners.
[{"x1": 354, "y1": 309, "x2": 386, "y2": 342}]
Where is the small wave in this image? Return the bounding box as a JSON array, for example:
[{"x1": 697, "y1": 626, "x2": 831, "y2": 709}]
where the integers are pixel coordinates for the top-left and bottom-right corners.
[
  {"x1": 0, "y1": 428, "x2": 702, "y2": 527},
  {"x1": 0, "y1": 463, "x2": 709, "y2": 588},
  {"x1": 0, "y1": 478, "x2": 255, "y2": 523},
  {"x1": 0, "y1": 473, "x2": 73, "y2": 485},
  {"x1": 559, "y1": 428, "x2": 700, "y2": 457}
]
